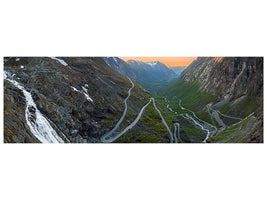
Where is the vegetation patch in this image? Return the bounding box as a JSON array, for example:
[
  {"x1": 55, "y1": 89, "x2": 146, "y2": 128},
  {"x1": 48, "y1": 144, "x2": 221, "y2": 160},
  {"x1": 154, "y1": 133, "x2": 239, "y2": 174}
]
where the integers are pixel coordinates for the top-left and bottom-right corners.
[{"x1": 116, "y1": 103, "x2": 172, "y2": 143}]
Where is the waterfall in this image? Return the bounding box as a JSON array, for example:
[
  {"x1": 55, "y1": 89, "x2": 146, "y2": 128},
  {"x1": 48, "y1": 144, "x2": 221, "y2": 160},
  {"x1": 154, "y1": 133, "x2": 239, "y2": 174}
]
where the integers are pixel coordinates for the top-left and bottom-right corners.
[{"x1": 4, "y1": 71, "x2": 64, "y2": 143}]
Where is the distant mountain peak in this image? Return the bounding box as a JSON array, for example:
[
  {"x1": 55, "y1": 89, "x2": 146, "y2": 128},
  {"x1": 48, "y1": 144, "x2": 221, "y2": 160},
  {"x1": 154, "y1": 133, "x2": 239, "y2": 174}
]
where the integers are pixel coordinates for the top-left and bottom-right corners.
[
  {"x1": 127, "y1": 60, "x2": 141, "y2": 63},
  {"x1": 146, "y1": 61, "x2": 162, "y2": 66},
  {"x1": 103, "y1": 57, "x2": 178, "y2": 94}
]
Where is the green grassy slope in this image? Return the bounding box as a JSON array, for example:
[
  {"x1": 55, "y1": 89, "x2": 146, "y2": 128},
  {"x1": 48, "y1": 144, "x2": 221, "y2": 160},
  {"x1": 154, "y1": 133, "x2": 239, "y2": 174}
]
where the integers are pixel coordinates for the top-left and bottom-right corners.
[
  {"x1": 155, "y1": 78, "x2": 261, "y2": 143},
  {"x1": 116, "y1": 102, "x2": 175, "y2": 143},
  {"x1": 163, "y1": 79, "x2": 218, "y2": 110},
  {"x1": 135, "y1": 77, "x2": 177, "y2": 96}
]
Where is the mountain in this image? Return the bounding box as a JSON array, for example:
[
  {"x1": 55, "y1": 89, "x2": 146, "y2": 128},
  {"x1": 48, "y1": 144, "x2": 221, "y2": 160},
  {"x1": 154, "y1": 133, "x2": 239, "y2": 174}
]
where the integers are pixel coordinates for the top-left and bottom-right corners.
[
  {"x1": 128, "y1": 60, "x2": 177, "y2": 82},
  {"x1": 182, "y1": 57, "x2": 263, "y2": 101},
  {"x1": 163, "y1": 57, "x2": 263, "y2": 143},
  {"x1": 4, "y1": 57, "x2": 263, "y2": 143},
  {"x1": 103, "y1": 57, "x2": 177, "y2": 94},
  {"x1": 4, "y1": 57, "x2": 174, "y2": 143},
  {"x1": 102, "y1": 57, "x2": 136, "y2": 79},
  {"x1": 170, "y1": 66, "x2": 186, "y2": 76},
  {"x1": 4, "y1": 57, "x2": 147, "y2": 142}
]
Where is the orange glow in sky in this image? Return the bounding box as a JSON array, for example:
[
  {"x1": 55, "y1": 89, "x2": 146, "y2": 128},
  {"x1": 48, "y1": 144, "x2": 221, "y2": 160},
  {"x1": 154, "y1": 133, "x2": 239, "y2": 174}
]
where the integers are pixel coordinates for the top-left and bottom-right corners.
[{"x1": 120, "y1": 57, "x2": 197, "y2": 67}]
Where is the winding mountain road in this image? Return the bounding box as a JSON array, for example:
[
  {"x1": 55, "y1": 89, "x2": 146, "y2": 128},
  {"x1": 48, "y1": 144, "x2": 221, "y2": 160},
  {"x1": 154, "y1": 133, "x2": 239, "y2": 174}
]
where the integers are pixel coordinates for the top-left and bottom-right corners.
[
  {"x1": 178, "y1": 98, "x2": 256, "y2": 143},
  {"x1": 152, "y1": 98, "x2": 174, "y2": 143},
  {"x1": 217, "y1": 115, "x2": 255, "y2": 143},
  {"x1": 174, "y1": 123, "x2": 182, "y2": 143},
  {"x1": 178, "y1": 99, "x2": 215, "y2": 143},
  {"x1": 183, "y1": 113, "x2": 210, "y2": 143},
  {"x1": 212, "y1": 109, "x2": 226, "y2": 128},
  {"x1": 100, "y1": 78, "x2": 134, "y2": 142},
  {"x1": 209, "y1": 107, "x2": 242, "y2": 120},
  {"x1": 232, "y1": 116, "x2": 256, "y2": 142},
  {"x1": 101, "y1": 98, "x2": 152, "y2": 143},
  {"x1": 101, "y1": 92, "x2": 178, "y2": 143},
  {"x1": 179, "y1": 100, "x2": 217, "y2": 131},
  {"x1": 100, "y1": 78, "x2": 182, "y2": 143}
]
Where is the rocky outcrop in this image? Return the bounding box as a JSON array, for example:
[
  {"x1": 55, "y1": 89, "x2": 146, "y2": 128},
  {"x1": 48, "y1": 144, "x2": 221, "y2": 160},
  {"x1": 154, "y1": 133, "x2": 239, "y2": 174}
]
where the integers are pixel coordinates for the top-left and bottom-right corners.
[
  {"x1": 181, "y1": 57, "x2": 263, "y2": 142},
  {"x1": 4, "y1": 57, "x2": 150, "y2": 143},
  {"x1": 182, "y1": 57, "x2": 263, "y2": 101}
]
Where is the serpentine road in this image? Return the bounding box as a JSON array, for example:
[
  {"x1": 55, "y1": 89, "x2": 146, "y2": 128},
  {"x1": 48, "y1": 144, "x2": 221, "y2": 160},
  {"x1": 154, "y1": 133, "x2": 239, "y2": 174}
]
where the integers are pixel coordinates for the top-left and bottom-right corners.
[
  {"x1": 152, "y1": 98, "x2": 174, "y2": 143},
  {"x1": 218, "y1": 115, "x2": 255, "y2": 143},
  {"x1": 179, "y1": 99, "x2": 217, "y2": 131},
  {"x1": 100, "y1": 82, "x2": 179, "y2": 143},
  {"x1": 100, "y1": 78, "x2": 134, "y2": 142},
  {"x1": 183, "y1": 113, "x2": 210, "y2": 143},
  {"x1": 174, "y1": 123, "x2": 182, "y2": 143},
  {"x1": 101, "y1": 78, "x2": 180, "y2": 143},
  {"x1": 101, "y1": 98, "x2": 152, "y2": 143},
  {"x1": 178, "y1": 99, "x2": 255, "y2": 143},
  {"x1": 101, "y1": 97, "x2": 178, "y2": 143},
  {"x1": 209, "y1": 106, "x2": 242, "y2": 120},
  {"x1": 178, "y1": 99, "x2": 216, "y2": 143}
]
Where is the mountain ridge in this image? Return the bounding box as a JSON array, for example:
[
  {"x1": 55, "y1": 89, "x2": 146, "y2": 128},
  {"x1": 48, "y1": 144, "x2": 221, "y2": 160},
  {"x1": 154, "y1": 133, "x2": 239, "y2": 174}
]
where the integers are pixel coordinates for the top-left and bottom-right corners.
[
  {"x1": 4, "y1": 57, "x2": 176, "y2": 143},
  {"x1": 163, "y1": 57, "x2": 263, "y2": 143},
  {"x1": 103, "y1": 57, "x2": 178, "y2": 94},
  {"x1": 4, "y1": 57, "x2": 152, "y2": 143},
  {"x1": 4, "y1": 57, "x2": 263, "y2": 143}
]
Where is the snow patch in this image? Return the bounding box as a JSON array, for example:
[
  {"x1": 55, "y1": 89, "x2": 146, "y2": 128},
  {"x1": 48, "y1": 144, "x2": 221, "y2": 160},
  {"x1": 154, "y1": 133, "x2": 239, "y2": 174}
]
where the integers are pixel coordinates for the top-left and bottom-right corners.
[
  {"x1": 16, "y1": 58, "x2": 20, "y2": 61},
  {"x1": 82, "y1": 86, "x2": 93, "y2": 102},
  {"x1": 4, "y1": 71, "x2": 11, "y2": 79},
  {"x1": 147, "y1": 62, "x2": 158, "y2": 66},
  {"x1": 71, "y1": 86, "x2": 79, "y2": 92},
  {"x1": 83, "y1": 92, "x2": 93, "y2": 102},
  {"x1": 71, "y1": 86, "x2": 93, "y2": 102},
  {"x1": 20, "y1": 65, "x2": 24, "y2": 69},
  {"x1": 82, "y1": 86, "x2": 88, "y2": 93},
  {"x1": 50, "y1": 57, "x2": 68, "y2": 66}
]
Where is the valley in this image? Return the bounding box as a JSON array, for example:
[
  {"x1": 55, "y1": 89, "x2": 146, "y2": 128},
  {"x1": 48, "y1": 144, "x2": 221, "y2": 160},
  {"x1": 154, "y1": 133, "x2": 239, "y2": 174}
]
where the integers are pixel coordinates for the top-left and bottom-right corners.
[{"x1": 4, "y1": 57, "x2": 263, "y2": 143}]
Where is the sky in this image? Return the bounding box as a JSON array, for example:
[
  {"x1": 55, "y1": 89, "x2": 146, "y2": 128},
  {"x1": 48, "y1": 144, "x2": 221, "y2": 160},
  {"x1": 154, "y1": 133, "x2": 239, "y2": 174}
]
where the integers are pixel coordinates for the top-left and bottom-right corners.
[{"x1": 120, "y1": 57, "x2": 197, "y2": 67}]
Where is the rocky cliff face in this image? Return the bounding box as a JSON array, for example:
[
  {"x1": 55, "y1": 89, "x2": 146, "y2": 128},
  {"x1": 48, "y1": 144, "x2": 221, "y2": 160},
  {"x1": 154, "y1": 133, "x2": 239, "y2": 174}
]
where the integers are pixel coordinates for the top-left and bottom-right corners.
[
  {"x1": 182, "y1": 57, "x2": 263, "y2": 101},
  {"x1": 4, "y1": 57, "x2": 150, "y2": 143},
  {"x1": 181, "y1": 57, "x2": 263, "y2": 142}
]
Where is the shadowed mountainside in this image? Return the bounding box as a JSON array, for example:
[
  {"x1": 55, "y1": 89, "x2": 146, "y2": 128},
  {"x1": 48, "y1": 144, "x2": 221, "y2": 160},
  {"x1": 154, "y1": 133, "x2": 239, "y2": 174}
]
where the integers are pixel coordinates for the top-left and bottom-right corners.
[
  {"x1": 103, "y1": 57, "x2": 178, "y2": 95},
  {"x1": 4, "y1": 57, "x2": 263, "y2": 143},
  {"x1": 163, "y1": 57, "x2": 263, "y2": 143},
  {"x1": 4, "y1": 57, "x2": 152, "y2": 143}
]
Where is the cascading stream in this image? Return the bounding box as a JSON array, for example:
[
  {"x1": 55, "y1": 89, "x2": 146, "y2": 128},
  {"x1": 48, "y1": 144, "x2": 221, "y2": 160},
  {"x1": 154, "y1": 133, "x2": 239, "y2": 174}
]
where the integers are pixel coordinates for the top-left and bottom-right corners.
[{"x1": 4, "y1": 71, "x2": 64, "y2": 143}]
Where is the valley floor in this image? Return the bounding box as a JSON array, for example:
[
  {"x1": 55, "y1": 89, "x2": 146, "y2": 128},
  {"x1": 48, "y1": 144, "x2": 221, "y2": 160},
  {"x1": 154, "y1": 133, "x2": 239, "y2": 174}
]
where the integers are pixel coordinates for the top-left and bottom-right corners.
[
  {"x1": 4, "y1": 57, "x2": 262, "y2": 143},
  {"x1": 155, "y1": 97, "x2": 258, "y2": 143},
  {"x1": 99, "y1": 80, "x2": 257, "y2": 143}
]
